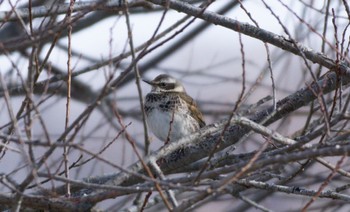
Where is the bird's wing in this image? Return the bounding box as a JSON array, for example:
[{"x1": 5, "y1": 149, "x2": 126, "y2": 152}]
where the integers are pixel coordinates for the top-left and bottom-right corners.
[{"x1": 180, "y1": 93, "x2": 206, "y2": 128}]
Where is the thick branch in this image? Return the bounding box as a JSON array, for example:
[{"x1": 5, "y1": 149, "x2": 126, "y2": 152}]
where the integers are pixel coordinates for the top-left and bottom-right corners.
[{"x1": 147, "y1": 0, "x2": 338, "y2": 69}]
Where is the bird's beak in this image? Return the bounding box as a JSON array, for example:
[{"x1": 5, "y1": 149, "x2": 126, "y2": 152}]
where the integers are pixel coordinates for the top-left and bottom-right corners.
[{"x1": 142, "y1": 79, "x2": 154, "y2": 85}]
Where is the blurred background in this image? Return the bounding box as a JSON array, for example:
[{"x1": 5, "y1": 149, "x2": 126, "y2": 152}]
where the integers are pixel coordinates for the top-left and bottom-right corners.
[{"x1": 0, "y1": 0, "x2": 349, "y2": 211}]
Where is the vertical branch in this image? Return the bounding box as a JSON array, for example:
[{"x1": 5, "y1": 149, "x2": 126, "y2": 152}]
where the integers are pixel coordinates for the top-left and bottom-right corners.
[
  {"x1": 0, "y1": 74, "x2": 25, "y2": 212},
  {"x1": 123, "y1": 0, "x2": 150, "y2": 155},
  {"x1": 64, "y1": 0, "x2": 76, "y2": 197},
  {"x1": 238, "y1": 0, "x2": 275, "y2": 109},
  {"x1": 28, "y1": 0, "x2": 33, "y2": 34},
  {"x1": 342, "y1": 0, "x2": 350, "y2": 21},
  {"x1": 265, "y1": 45, "x2": 276, "y2": 110},
  {"x1": 124, "y1": 0, "x2": 171, "y2": 210},
  {"x1": 261, "y1": 0, "x2": 333, "y2": 137},
  {"x1": 330, "y1": 9, "x2": 341, "y2": 117},
  {"x1": 302, "y1": 0, "x2": 331, "y2": 135},
  {"x1": 25, "y1": 0, "x2": 36, "y2": 164},
  {"x1": 234, "y1": 31, "x2": 246, "y2": 112},
  {"x1": 165, "y1": 108, "x2": 176, "y2": 145}
]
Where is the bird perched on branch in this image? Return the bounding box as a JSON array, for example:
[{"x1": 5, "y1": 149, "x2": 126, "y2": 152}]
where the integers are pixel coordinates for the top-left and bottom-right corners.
[{"x1": 143, "y1": 74, "x2": 205, "y2": 144}]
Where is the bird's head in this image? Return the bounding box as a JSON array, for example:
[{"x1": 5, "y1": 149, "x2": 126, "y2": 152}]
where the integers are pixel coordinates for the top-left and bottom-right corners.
[{"x1": 143, "y1": 74, "x2": 185, "y2": 93}]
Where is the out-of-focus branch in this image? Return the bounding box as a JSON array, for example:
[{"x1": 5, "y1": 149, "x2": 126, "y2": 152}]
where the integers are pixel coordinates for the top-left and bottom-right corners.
[{"x1": 0, "y1": 0, "x2": 153, "y2": 22}]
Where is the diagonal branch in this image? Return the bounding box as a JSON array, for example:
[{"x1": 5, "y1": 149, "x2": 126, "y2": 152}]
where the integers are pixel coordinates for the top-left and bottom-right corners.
[
  {"x1": 147, "y1": 0, "x2": 340, "y2": 70},
  {"x1": 64, "y1": 67, "x2": 350, "y2": 196}
]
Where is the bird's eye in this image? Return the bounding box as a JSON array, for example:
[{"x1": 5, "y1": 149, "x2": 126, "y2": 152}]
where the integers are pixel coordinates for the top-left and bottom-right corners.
[{"x1": 159, "y1": 82, "x2": 166, "y2": 87}]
